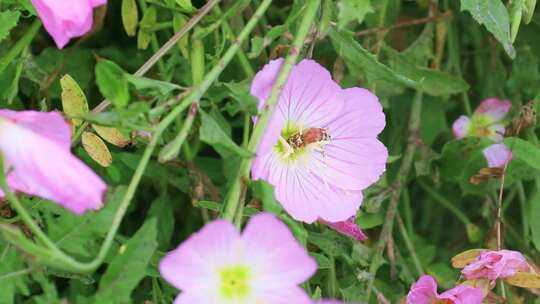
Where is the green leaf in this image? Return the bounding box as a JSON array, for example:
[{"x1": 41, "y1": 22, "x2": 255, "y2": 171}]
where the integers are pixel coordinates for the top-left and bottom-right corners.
[
  {"x1": 386, "y1": 49, "x2": 470, "y2": 96},
  {"x1": 329, "y1": 27, "x2": 418, "y2": 88},
  {"x1": 175, "y1": 0, "x2": 196, "y2": 12},
  {"x1": 530, "y1": 190, "x2": 540, "y2": 251},
  {"x1": 95, "y1": 60, "x2": 130, "y2": 108},
  {"x1": 337, "y1": 0, "x2": 374, "y2": 28},
  {"x1": 125, "y1": 74, "x2": 181, "y2": 95},
  {"x1": 504, "y1": 137, "x2": 540, "y2": 170},
  {"x1": 121, "y1": 0, "x2": 139, "y2": 37},
  {"x1": 460, "y1": 0, "x2": 515, "y2": 58},
  {"x1": 95, "y1": 218, "x2": 158, "y2": 303},
  {"x1": 60, "y1": 74, "x2": 89, "y2": 127},
  {"x1": 0, "y1": 11, "x2": 20, "y2": 43},
  {"x1": 199, "y1": 110, "x2": 253, "y2": 158},
  {"x1": 137, "y1": 6, "x2": 156, "y2": 50},
  {"x1": 148, "y1": 194, "x2": 175, "y2": 249}
]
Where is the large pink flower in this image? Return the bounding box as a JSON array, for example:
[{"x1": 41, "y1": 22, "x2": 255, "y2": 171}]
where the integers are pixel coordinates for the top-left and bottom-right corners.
[
  {"x1": 407, "y1": 275, "x2": 484, "y2": 304},
  {"x1": 0, "y1": 110, "x2": 106, "y2": 214},
  {"x1": 251, "y1": 59, "x2": 388, "y2": 223},
  {"x1": 31, "y1": 0, "x2": 107, "y2": 49},
  {"x1": 462, "y1": 249, "x2": 533, "y2": 281},
  {"x1": 159, "y1": 212, "x2": 317, "y2": 304}
]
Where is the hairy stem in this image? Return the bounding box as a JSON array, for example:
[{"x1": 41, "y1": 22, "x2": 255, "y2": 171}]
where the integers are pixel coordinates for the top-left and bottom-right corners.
[
  {"x1": 3, "y1": 0, "x2": 271, "y2": 273},
  {"x1": 366, "y1": 91, "x2": 423, "y2": 300},
  {"x1": 222, "y1": 0, "x2": 321, "y2": 222}
]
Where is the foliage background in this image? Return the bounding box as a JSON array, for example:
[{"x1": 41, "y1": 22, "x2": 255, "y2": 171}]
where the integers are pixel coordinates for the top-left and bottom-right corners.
[{"x1": 1, "y1": 0, "x2": 540, "y2": 303}]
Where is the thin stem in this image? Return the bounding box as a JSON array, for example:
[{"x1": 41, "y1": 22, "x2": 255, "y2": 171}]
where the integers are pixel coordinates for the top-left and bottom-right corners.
[
  {"x1": 366, "y1": 91, "x2": 423, "y2": 300},
  {"x1": 417, "y1": 180, "x2": 471, "y2": 225},
  {"x1": 3, "y1": 0, "x2": 271, "y2": 273},
  {"x1": 222, "y1": 0, "x2": 322, "y2": 222},
  {"x1": 328, "y1": 256, "x2": 337, "y2": 298},
  {"x1": 397, "y1": 214, "x2": 423, "y2": 277},
  {"x1": 71, "y1": 0, "x2": 221, "y2": 146},
  {"x1": 517, "y1": 181, "x2": 529, "y2": 240},
  {"x1": 0, "y1": 19, "x2": 41, "y2": 74},
  {"x1": 355, "y1": 11, "x2": 452, "y2": 37},
  {"x1": 0, "y1": 268, "x2": 31, "y2": 281}
]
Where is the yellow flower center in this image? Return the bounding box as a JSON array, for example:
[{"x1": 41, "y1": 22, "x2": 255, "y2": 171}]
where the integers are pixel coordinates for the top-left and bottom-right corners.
[{"x1": 219, "y1": 265, "x2": 251, "y2": 300}]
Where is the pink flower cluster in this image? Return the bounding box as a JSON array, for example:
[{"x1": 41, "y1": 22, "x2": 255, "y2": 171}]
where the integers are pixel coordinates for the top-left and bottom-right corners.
[
  {"x1": 461, "y1": 249, "x2": 534, "y2": 281},
  {"x1": 407, "y1": 275, "x2": 484, "y2": 304},
  {"x1": 452, "y1": 98, "x2": 513, "y2": 168}
]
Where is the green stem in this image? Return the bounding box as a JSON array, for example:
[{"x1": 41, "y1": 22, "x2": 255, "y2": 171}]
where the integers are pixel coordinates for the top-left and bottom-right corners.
[
  {"x1": 366, "y1": 91, "x2": 423, "y2": 300},
  {"x1": 517, "y1": 181, "x2": 529, "y2": 240},
  {"x1": 328, "y1": 256, "x2": 337, "y2": 298},
  {"x1": 0, "y1": 19, "x2": 41, "y2": 75},
  {"x1": 157, "y1": 103, "x2": 198, "y2": 162},
  {"x1": 397, "y1": 214, "x2": 423, "y2": 276},
  {"x1": 417, "y1": 180, "x2": 471, "y2": 225},
  {"x1": 222, "y1": 0, "x2": 321, "y2": 222},
  {"x1": 71, "y1": 0, "x2": 221, "y2": 146},
  {"x1": 2, "y1": 0, "x2": 271, "y2": 273}
]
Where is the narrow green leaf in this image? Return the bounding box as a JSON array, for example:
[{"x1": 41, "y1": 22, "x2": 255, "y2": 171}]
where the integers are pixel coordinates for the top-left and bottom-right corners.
[
  {"x1": 95, "y1": 218, "x2": 158, "y2": 303},
  {"x1": 328, "y1": 28, "x2": 418, "y2": 88},
  {"x1": 95, "y1": 60, "x2": 130, "y2": 108},
  {"x1": 137, "y1": 6, "x2": 156, "y2": 50},
  {"x1": 460, "y1": 0, "x2": 515, "y2": 58},
  {"x1": 125, "y1": 74, "x2": 181, "y2": 95},
  {"x1": 199, "y1": 110, "x2": 253, "y2": 158}
]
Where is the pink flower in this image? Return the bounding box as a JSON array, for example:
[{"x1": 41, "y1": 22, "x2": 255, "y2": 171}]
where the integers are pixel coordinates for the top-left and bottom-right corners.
[
  {"x1": 407, "y1": 275, "x2": 484, "y2": 304},
  {"x1": 452, "y1": 98, "x2": 511, "y2": 142},
  {"x1": 320, "y1": 217, "x2": 367, "y2": 241},
  {"x1": 250, "y1": 59, "x2": 388, "y2": 223},
  {"x1": 159, "y1": 213, "x2": 317, "y2": 304},
  {"x1": 0, "y1": 110, "x2": 106, "y2": 214},
  {"x1": 482, "y1": 144, "x2": 512, "y2": 168},
  {"x1": 31, "y1": 0, "x2": 107, "y2": 49},
  {"x1": 317, "y1": 300, "x2": 343, "y2": 304},
  {"x1": 462, "y1": 249, "x2": 533, "y2": 281}
]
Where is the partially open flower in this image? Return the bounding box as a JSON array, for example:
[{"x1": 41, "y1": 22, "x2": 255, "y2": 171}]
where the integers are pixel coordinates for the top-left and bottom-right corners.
[
  {"x1": 482, "y1": 144, "x2": 512, "y2": 168},
  {"x1": 159, "y1": 213, "x2": 317, "y2": 304},
  {"x1": 319, "y1": 217, "x2": 367, "y2": 241},
  {"x1": 407, "y1": 275, "x2": 484, "y2": 304},
  {"x1": 0, "y1": 110, "x2": 106, "y2": 214},
  {"x1": 462, "y1": 249, "x2": 534, "y2": 281},
  {"x1": 452, "y1": 98, "x2": 511, "y2": 142},
  {"x1": 31, "y1": 0, "x2": 107, "y2": 48},
  {"x1": 251, "y1": 59, "x2": 388, "y2": 223}
]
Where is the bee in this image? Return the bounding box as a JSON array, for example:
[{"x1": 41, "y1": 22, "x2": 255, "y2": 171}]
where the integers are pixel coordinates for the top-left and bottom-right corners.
[
  {"x1": 469, "y1": 167, "x2": 504, "y2": 185},
  {"x1": 506, "y1": 101, "x2": 537, "y2": 136},
  {"x1": 287, "y1": 127, "x2": 331, "y2": 149}
]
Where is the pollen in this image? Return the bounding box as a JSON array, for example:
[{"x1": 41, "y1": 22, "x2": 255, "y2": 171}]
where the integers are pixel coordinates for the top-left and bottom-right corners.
[{"x1": 219, "y1": 265, "x2": 251, "y2": 300}]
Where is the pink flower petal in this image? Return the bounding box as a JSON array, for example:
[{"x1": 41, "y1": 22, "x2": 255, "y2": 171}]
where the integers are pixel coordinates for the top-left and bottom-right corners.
[
  {"x1": 318, "y1": 300, "x2": 343, "y2": 304},
  {"x1": 320, "y1": 217, "x2": 368, "y2": 241},
  {"x1": 462, "y1": 249, "x2": 533, "y2": 281},
  {"x1": 406, "y1": 275, "x2": 438, "y2": 304},
  {"x1": 251, "y1": 59, "x2": 284, "y2": 105},
  {"x1": 90, "y1": 0, "x2": 107, "y2": 7},
  {"x1": 269, "y1": 160, "x2": 364, "y2": 223},
  {"x1": 31, "y1": 0, "x2": 99, "y2": 48},
  {"x1": 474, "y1": 98, "x2": 511, "y2": 121},
  {"x1": 439, "y1": 285, "x2": 484, "y2": 304},
  {"x1": 252, "y1": 285, "x2": 312, "y2": 304},
  {"x1": 486, "y1": 123, "x2": 505, "y2": 142},
  {"x1": 159, "y1": 219, "x2": 240, "y2": 290},
  {"x1": 482, "y1": 144, "x2": 512, "y2": 168},
  {"x1": 173, "y1": 291, "x2": 220, "y2": 304},
  {"x1": 0, "y1": 117, "x2": 106, "y2": 214},
  {"x1": 0, "y1": 110, "x2": 71, "y2": 151},
  {"x1": 310, "y1": 138, "x2": 387, "y2": 190},
  {"x1": 452, "y1": 116, "x2": 471, "y2": 139},
  {"x1": 242, "y1": 213, "x2": 317, "y2": 289},
  {"x1": 326, "y1": 88, "x2": 385, "y2": 138}
]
